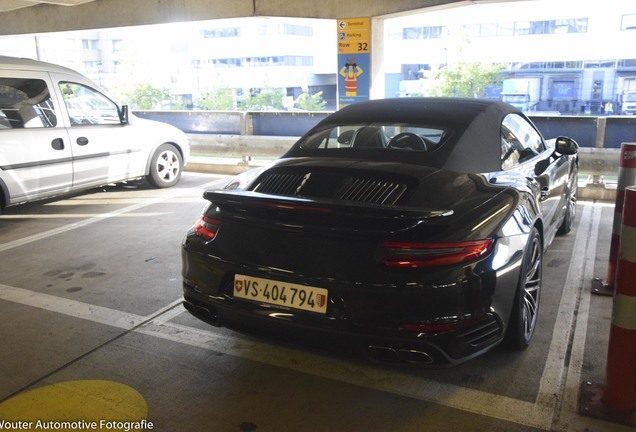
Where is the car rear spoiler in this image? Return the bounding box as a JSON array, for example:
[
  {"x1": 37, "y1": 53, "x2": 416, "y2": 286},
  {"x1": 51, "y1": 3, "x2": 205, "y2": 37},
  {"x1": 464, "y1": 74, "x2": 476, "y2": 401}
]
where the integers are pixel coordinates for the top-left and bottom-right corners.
[{"x1": 203, "y1": 190, "x2": 453, "y2": 222}]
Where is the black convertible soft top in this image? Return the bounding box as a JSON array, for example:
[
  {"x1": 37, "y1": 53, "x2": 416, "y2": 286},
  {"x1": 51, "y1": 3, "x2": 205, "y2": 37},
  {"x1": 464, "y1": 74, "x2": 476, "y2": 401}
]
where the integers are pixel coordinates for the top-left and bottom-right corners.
[{"x1": 286, "y1": 97, "x2": 536, "y2": 174}]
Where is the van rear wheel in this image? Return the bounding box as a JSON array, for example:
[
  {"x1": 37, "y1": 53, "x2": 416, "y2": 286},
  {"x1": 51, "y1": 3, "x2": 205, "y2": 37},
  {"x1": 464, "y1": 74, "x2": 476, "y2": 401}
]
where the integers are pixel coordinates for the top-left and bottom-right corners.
[{"x1": 147, "y1": 144, "x2": 182, "y2": 188}]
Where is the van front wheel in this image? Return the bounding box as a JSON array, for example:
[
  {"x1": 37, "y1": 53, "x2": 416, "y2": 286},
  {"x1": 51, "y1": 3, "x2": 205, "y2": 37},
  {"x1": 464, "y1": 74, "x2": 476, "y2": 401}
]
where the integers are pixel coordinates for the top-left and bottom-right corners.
[{"x1": 147, "y1": 144, "x2": 182, "y2": 188}]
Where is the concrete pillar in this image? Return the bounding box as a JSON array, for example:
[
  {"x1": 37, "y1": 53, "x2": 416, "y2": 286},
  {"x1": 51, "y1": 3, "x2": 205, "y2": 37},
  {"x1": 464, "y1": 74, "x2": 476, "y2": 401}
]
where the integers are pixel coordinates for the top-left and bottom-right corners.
[
  {"x1": 593, "y1": 117, "x2": 607, "y2": 184},
  {"x1": 370, "y1": 16, "x2": 386, "y2": 100}
]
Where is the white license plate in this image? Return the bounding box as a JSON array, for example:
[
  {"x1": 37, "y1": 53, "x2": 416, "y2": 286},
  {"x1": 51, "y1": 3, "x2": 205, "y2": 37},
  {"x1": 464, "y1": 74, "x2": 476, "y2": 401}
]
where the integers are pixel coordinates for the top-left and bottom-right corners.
[{"x1": 233, "y1": 274, "x2": 328, "y2": 314}]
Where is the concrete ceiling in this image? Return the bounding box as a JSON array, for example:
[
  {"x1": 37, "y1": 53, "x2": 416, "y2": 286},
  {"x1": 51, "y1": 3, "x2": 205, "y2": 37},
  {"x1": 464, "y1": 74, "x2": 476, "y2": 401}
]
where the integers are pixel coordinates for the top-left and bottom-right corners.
[
  {"x1": 0, "y1": 0, "x2": 95, "y2": 13},
  {"x1": 0, "y1": 0, "x2": 522, "y2": 36}
]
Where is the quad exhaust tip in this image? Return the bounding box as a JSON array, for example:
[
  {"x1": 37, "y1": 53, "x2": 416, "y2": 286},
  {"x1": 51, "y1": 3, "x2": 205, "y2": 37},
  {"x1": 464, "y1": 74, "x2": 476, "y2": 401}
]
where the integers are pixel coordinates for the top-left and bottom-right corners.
[
  {"x1": 368, "y1": 345, "x2": 434, "y2": 365},
  {"x1": 183, "y1": 300, "x2": 221, "y2": 327}
]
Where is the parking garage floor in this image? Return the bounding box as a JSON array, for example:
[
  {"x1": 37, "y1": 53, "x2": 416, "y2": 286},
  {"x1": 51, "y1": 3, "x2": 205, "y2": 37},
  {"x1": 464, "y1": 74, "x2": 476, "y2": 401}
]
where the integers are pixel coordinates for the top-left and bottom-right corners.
[{"x1": 0, "y1": 172, "x2": 632, "y2": 432}]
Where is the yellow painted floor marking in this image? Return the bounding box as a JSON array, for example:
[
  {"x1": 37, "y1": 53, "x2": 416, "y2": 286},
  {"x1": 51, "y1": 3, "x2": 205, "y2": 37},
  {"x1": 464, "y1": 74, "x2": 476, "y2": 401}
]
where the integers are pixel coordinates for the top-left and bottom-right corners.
[{"x1": 0, "y1": 380, "x2": 150, "y2": 431}]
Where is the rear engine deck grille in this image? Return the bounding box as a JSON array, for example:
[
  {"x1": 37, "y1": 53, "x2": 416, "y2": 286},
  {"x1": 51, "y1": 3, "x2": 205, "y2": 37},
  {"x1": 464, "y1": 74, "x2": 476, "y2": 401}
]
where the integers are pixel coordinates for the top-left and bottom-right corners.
[
  {"x1": 252, "y1": 171, "x2": 408, "y2": 205},
  {"x1": 252, "y1": 173, "x2": 305, "y2": 196},
  {"x1": 337, "y1": 178, "x2": 407, "y2": 205}
]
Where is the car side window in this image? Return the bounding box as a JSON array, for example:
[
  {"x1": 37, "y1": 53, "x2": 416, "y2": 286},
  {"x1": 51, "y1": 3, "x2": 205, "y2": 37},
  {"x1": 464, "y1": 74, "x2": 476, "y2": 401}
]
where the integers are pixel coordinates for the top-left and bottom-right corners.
[
  {"x1": 0, "y1": 78, "x2": 57, "y2": 129},
  {"x1": 501, "y1": 114, "x2": 545, "y2": 170},
  {"x1": 59, "y1": 82, "x2": 120, "y2": 126}
]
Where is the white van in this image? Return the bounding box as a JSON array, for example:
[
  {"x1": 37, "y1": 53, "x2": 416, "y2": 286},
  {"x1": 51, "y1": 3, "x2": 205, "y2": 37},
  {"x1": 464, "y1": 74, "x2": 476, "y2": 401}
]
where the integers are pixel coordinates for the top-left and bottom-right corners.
[{"x1": 0, "y1": 55, "x2": 190, "y2": 211}]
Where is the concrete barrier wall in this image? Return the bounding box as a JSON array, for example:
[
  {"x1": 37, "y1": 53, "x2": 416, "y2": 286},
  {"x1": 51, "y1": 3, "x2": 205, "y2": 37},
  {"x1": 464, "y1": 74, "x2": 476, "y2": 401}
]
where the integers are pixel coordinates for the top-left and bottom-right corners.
[
  {"x1": 136, "y1": 110, "x2": 330, "y2": 136},
  {"x1": 137, "y1": 109, "x2": 636, "y2": 149},
  {"x1": 184, "y1": 134, "x2": 628, "y2": 201},
  {"x1": 188, "y1": 134, "x2": 297, "y2": 159},
  {"x1": 134, "y1": 110, "x2": 633, "y2": 200},
  {"x1": 187, "y1": 133, "x2": 621, "y2": 175}
]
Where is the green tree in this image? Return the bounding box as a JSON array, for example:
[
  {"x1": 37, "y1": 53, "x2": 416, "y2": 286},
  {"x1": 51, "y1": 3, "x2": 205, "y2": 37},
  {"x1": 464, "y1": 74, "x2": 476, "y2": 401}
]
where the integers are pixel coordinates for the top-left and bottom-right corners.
[
  {"x1": 241, "y1": 87, "x2": 284, "y2": 111},
  {"x1": 199, "y1": 87, "x2": 235, "y2": 110},
  {"x1": 428, "y1": 62, "x2": 504, "y2": 98},
  {"x1": 123, "y1": 82, "x2": 171, "y2": 110},
  {"x1": 296, "y1": 86, "x2": 327, "y2": 111}
]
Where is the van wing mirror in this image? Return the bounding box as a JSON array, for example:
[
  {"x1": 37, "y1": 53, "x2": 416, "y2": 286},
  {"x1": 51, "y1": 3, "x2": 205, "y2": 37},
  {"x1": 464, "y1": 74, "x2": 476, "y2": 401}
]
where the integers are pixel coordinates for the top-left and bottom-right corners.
[
  {"x1": 555, "y1": 136, "x2": 578, "y2": 155},
  {"x1": 119, "y1": 105, "x2": 129, "y2": 124}
]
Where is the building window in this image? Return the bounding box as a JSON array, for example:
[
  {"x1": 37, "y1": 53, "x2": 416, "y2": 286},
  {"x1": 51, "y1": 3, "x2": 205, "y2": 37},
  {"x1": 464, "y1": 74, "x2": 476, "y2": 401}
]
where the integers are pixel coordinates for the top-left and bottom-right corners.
[
  {"x1": 538, "y1": 18, "x2": 588, "y2": 34},
  {"x1": 280, "y1": 24, "x2": 313, "y2": 36},
  {"x1": 402, "y1": 26, "x2": 444, "y2": 39},
  {"x1": 497, "y1": 22, "x2": 515, "y2": 36},
  {"x1": 464, "y1": 17, "x2": 588, "y2": 37},
  {"x1": 82, "y1": 39, "x2": 99, "y2": 50},
  {"x1": 112, "y1": 39, "x2": 124, "y2": 52},
  {"x1": 208, "y1": 56, "x2": 313, "y2": 67},
  {"x1": 584, "y1": 60, "x2": 617, "y2": 68},
  {"x1": 83, "y1": 61, "x2": 102, "y2": 74},
  {"x1": 508, "y1": 60, "x2": 588, "y2": 70},
  {"x1": 622, "y1": 14, "x2": 636, "y2": 30}
]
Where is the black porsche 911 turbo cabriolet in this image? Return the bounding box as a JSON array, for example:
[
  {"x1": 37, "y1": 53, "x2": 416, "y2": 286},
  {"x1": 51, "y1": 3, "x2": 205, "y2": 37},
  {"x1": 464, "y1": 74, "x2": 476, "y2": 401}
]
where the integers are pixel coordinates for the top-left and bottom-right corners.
[{"x1": 181, "y1": 97, "x2": 579, "y2": 366}]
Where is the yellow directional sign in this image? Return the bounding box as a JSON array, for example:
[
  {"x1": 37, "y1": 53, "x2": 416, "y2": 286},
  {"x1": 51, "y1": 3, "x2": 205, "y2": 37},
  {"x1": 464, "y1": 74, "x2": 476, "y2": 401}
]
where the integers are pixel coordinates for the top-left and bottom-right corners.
[
  {"x1": 337, "y1": 18, "x2": 370, "y2": 54},
  {"x1": 337, "y1": 17, "x2": 371, "y2": 107}
]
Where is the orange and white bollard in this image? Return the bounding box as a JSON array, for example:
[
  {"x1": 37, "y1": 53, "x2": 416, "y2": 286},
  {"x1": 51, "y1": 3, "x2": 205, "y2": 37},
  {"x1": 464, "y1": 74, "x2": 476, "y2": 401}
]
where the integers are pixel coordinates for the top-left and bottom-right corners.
[
  {"x1": 581, "y1": 186, "x2": 636, "y2": 426},
  {"x1": 603, "y1": 185, "x2": 636, "y2": 418},
  {"x1": 596, "y1": 143, "x2": 636, "y2": 295}
]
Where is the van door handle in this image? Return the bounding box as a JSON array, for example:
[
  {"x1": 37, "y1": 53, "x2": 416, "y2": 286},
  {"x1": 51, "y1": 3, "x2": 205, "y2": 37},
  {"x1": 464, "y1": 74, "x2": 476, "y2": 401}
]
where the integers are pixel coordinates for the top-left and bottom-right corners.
[
  {"x1": 76, "y1": 137, "x2": 89, "y2": 146},
  {"x1": 51, "y1": 138, "x2": 64, "y2": 150}
]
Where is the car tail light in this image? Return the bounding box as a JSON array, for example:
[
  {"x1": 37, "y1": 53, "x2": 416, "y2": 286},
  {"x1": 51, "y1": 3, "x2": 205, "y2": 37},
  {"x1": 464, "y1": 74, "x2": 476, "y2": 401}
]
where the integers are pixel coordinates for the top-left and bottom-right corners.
[
  {"x1": 383, "y1": 239, "x2": 493, "y2": 268},
  {"x1": 194, "y1": 216, "x2": 220, "y2": 240}
]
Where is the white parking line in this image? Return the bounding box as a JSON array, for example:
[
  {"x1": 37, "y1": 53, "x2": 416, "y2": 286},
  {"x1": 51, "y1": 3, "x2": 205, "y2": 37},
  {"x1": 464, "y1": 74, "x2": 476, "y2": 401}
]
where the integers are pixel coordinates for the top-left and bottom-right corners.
[
  {"x1": 0, "y1": 178, "x2": 227, "y2": 253},
  {"x1": 0, "y1": 213, "x2": 170, "y2": 219},
  {"x1": 0, "y1": 200, "x2": 604, "y2": 430},
  {"x1": 0, "y1": 284, "x2": 147, "y2": 329},
  {"x1": 555, "y1": 205, "x2": 605, "y2": 431},
  {"x1": 537, "y1": 203, "x2": 595, "y2": 410}
]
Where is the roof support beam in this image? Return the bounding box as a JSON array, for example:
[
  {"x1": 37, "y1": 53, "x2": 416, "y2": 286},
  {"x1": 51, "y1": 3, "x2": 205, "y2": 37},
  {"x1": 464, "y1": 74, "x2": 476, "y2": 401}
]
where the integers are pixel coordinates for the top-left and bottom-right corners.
[{"x1": 0, "y1": 0, "x2": 476, "y2": 36}]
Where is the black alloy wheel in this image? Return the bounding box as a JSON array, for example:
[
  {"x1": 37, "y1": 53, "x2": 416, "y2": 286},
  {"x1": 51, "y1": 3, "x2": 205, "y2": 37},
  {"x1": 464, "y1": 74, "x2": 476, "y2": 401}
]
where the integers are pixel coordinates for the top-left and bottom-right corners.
[
  {"x1": 507, "y1": 226, "x2": 543, "y2": 350},
  {"x1": 557, "y1": 183, "x2": 577, "y2": 235}
]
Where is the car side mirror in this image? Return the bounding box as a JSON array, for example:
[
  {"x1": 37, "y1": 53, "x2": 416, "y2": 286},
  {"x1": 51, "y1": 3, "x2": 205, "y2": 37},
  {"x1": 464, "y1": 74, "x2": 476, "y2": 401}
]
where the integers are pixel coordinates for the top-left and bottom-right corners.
[
  {"x1": 119, "y1": 105, "x2": 129, "y2": 124},
  {"x1": 555, "y1": 136, "x2": 578, "y2": 155}
]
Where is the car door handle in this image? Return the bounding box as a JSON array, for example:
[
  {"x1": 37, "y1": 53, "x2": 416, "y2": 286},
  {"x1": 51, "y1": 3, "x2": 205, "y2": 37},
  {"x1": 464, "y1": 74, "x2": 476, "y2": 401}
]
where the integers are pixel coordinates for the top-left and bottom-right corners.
[
  {"x1": 51, "y1": 138, "x2": 64, "y2": 150},
  {"x1": 76, "y1": 136, "x2": 89, "y2": 146}
]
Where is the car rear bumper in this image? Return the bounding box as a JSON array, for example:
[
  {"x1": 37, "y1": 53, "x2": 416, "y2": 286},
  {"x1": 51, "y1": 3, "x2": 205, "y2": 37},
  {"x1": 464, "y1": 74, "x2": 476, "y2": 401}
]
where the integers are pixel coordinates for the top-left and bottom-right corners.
[{"x1": 182, "y1": 281, "x2": 505, "y2": 367}]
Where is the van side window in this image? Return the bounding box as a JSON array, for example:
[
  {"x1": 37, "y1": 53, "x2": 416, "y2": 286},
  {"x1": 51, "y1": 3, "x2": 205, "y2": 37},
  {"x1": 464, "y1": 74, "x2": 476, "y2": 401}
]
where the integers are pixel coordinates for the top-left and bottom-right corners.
[
  {"x1": 0, "y1": 78, "x2": 57, "y2": 129},
  {"x1": 59, "y1": 82, "x2": 120, "y2": 126}
]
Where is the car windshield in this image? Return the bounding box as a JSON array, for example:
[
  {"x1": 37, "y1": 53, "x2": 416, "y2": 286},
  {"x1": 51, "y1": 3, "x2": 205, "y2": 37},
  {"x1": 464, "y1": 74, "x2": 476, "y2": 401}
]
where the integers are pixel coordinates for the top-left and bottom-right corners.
[{"x1": 298, "y1": 123, "x2": 449, "y2": 152}]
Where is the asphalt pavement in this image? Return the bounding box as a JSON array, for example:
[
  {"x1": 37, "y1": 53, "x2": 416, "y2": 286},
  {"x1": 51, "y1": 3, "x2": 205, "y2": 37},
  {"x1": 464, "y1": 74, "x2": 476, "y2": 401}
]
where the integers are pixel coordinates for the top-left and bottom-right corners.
[{"x1": 0, "y1": 172, "x2": 632, "y2": 432}]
